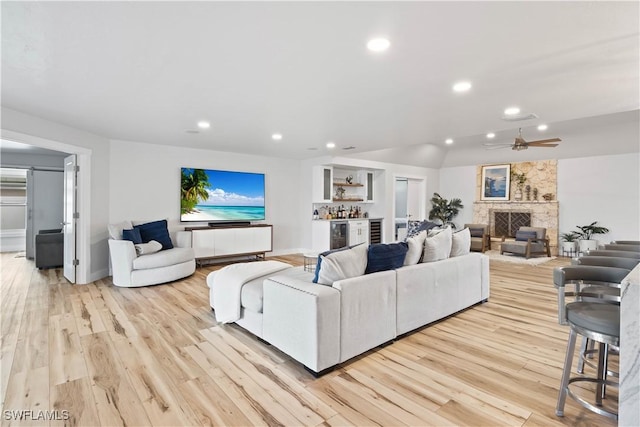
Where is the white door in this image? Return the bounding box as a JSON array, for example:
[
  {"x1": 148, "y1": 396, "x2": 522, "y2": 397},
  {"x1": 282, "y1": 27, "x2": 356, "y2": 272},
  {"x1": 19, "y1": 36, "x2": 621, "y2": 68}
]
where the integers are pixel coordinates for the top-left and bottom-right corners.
[
  {"x1": 63, "y1": 155, "x2": 77, "y2": 283},
  {"x1": 407, "y1": 179, "x2": 422, "y2": 221}
]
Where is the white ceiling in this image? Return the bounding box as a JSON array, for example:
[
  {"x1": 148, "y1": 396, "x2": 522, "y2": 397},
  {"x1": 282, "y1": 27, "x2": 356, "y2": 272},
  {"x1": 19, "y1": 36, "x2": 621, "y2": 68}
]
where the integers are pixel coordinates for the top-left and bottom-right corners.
[{"x1": 2, "y1": 2, "x2": 639, "y2": 166}]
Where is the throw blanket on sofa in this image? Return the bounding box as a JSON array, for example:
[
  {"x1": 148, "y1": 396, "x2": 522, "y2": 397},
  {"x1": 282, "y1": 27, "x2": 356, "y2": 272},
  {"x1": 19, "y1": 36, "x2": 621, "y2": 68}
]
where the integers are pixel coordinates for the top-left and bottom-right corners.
[{"x1": 211, "y1": 260, "x2": 292, "y2": 323}]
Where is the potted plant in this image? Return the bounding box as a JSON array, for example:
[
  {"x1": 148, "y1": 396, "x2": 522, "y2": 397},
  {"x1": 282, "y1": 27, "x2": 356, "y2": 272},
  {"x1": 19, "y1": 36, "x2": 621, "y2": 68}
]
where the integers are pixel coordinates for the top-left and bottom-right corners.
[
  {"x1": 511, "y1": 171, "x2": 527, "y2": 201},
  {"x1": 559, "y1": 231, "x2": 580, "y2": 254},
  {"x1": 428, "y1": 193, "x2": 463, "y2": 229},
  {"x1": 575, "y1": 221, "x2": 610, "y2": 252}
]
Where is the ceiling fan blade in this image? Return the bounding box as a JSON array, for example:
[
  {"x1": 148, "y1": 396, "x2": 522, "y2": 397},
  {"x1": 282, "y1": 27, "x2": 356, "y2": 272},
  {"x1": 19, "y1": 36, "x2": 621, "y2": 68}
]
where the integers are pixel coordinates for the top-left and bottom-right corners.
[
  {"x1": 527, "y1": 138, "x2": 561, "y2": 144},
  {"x1": 482, "y1": 142, "x2": 512, "y2": 147},
  {"x1": 527, "y1": 142, "x2": 559, "y2": 147},
  {"x1": 485, "y1": 145, "x2": 513, "y2": 150}
]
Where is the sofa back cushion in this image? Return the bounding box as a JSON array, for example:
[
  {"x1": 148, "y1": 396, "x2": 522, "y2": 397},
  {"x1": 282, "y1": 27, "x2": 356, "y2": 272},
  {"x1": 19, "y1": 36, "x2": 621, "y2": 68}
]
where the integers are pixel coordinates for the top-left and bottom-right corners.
[
  {"x1": 450, "y1": 228, "x2": 471, "y2": 257},
  {"x1": 404, "y1": 230, "x2": 427, "y2": 265},
  {"x1": 134, "y1": 219, "x2": 174, "y2": 250},
  {"x1": 315, "y1": 244, "x2": 368, "y2": 286},
  {"x1": 365, "y1": 242, "x2": 409, "y2": 274},
  {"x1": 422, "y1": 226, "x2": 453, "y2": 262}
]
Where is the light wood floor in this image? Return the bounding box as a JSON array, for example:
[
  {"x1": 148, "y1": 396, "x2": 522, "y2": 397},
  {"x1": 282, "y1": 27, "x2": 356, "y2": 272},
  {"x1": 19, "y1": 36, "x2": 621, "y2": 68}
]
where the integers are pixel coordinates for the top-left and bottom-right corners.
[{"x1": 1, "y1": 252, "x2": 617, "y2": 426}]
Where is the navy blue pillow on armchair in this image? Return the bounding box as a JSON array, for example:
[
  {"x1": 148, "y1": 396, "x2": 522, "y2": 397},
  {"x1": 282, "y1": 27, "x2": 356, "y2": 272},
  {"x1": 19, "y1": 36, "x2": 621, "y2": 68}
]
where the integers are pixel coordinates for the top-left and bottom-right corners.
[
  {"x1": 515, "y1": 230, "x2": 538, "y2": 242},
  {"x1": 122, "y1": 228, "x2": 143, "y2": 244},
  {"x1": 134, "y1": 219, "x2": 174, "y2": 250}
]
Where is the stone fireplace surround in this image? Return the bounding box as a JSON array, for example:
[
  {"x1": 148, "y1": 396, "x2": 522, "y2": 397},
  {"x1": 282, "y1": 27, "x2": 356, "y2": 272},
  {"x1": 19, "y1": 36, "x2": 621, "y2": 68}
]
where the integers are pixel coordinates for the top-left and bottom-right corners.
[
  {"x1": 474, "y1": 160, "x2": 559, "y2": 256},
  {"x1": 473, "y1": 201, "x2": 559, "y2": 256}
]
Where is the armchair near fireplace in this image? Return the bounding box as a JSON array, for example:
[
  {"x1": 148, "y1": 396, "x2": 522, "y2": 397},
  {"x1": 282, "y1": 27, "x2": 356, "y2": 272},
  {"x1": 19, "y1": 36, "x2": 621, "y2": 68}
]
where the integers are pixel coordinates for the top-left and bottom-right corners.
[
  {"x1": 465, "y1": 223, "x2": 491, "y2": 253},
  {"x1": 500, "y1": 226, "x2": 551, "y2": 259}
]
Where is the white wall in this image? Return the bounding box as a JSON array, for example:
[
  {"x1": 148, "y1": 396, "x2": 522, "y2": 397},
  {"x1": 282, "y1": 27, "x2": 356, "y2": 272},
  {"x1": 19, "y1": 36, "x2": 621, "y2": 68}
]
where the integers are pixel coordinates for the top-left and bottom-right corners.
[
  {"x1": 1, "y1": 107, "x2": 111, "y2": 283},
  {"x1": 109, "y1": 140, "x2": 303, "y2": 255},
  {"x1": 558, "y1": 153, "x2": 640, "y2": 245},
  {"x1": 438, "y1": 165, "x2": 477, "y2": 229}
]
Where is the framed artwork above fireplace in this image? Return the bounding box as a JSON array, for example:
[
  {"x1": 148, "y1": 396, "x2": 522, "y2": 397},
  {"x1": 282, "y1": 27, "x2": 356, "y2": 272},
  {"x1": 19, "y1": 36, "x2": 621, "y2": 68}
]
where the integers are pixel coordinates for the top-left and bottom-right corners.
[{"x1": 481, "y1": 164, "x2": 511, "y2": 201}]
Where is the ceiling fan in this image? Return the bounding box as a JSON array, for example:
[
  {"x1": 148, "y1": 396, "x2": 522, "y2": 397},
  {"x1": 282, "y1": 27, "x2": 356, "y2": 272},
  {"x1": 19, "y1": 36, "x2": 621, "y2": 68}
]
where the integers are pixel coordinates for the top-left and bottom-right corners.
[{"x1": 483, "y1": 128, "x2": 561, "y2": 151}]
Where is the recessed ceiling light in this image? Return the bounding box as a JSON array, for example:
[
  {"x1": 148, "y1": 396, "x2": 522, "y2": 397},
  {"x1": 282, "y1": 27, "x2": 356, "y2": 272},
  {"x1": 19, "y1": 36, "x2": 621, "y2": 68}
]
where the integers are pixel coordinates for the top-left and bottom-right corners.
[
  {"x1": 271, "y1": 133, "x2": 283, "y2": 141},
  {"x1": 453, "y1": 81, "x2": 472, "y2": 93},
  {"x1": 197, "y1": 121, "x2": 210, "y2": 129},
  {"x1": 326, "y1": 142, "x2": 336, "y2": 149},
  {"x1": 537, "y1": 124, "x2": 548, "y2": 131},
  {"x1": 486, "y1": 132, "x2": 496, "y2": 139},
  {"x1": 504, "y1": 107, "x2": 521, "y2": 116},
  {"x1": 367, "y1": 38, "x2": 390, "y2": 52},
  {"x1": 445, "y1": 138, "x2": 454, "y2": 145}
]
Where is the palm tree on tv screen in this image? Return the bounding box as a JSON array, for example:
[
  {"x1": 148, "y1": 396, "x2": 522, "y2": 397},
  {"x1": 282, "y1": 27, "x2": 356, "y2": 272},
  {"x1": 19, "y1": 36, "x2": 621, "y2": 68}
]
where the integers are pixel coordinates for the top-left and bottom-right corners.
[{"x1": 181, "y1": 169, "x2": 210, "y2": 214}]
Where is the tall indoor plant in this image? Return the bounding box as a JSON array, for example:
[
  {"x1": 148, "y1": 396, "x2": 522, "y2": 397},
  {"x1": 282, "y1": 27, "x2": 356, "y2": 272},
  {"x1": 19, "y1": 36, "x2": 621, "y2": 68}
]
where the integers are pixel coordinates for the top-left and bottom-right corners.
[
  {"x1": 576, "y1": 221, "x2": 610, "y2": 252},
  {"x1": 428, "y1": 193, "x2": 463, "y2": 229}
]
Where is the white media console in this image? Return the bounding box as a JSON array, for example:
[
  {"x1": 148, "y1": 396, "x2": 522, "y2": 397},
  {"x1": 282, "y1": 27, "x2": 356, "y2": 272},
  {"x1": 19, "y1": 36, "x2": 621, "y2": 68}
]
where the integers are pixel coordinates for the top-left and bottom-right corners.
[{"x1": 180, "y1": 224, "x2": 273, "y2": 266}]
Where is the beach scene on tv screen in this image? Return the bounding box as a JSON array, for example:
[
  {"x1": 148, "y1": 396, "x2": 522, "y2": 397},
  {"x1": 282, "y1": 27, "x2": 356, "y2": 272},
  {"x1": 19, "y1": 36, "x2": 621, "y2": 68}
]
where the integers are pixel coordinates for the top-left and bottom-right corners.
[{"x1": 181, "y1": 168, "x2": 265, "y2": 221}]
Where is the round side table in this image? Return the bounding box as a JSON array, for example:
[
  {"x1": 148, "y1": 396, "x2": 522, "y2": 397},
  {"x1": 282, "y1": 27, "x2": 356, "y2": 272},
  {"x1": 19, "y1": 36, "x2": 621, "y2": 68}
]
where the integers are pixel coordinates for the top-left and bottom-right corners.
[{"x1": 303, "y1": 253, "x2": 318, "y2": 273}]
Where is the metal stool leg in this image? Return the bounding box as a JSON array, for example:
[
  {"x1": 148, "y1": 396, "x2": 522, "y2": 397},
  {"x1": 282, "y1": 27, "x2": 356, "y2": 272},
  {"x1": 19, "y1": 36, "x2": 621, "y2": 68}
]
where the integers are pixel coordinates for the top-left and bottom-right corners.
[
  {"x1": 577, "y1": 337, "x2": 588, "y2": 374},
  {"x1": 556, "y1": 328, "x2": 577, "y2": 416}
]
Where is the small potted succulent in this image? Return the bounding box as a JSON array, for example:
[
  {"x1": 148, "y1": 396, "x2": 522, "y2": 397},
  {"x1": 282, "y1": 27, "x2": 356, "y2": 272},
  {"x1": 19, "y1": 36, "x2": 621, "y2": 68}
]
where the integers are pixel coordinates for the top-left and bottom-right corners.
[
  {"x1": 576, "y1": 221, "x2": 610, "y2": 253},
  {"x1": 559, "y1": 231, "x2": 580, "y2": 253}
]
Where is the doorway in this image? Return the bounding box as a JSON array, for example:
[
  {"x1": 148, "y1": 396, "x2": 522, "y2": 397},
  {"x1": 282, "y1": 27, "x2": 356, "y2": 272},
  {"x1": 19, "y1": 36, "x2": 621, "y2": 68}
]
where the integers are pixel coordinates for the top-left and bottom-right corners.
[
  {"x1": 1, "y1": 131, "x2": 90, "y2": 283},
  {"x1": 394, "y1": 176, "x2": 426, "y2": 240}
]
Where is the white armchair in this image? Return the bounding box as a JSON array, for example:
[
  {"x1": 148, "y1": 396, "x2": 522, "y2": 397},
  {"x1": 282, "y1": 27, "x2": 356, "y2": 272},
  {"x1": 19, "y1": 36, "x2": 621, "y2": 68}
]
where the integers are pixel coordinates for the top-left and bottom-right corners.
[{"x1": 108, "y1": 222, "x2": 195, "y2": 287}]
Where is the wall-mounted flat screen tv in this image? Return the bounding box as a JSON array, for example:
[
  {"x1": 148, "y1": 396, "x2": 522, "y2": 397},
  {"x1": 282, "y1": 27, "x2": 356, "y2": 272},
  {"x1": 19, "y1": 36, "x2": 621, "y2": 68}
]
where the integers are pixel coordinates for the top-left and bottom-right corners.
[{"x1": 180, "y1": 168, "x2": 265, "y2": 222}]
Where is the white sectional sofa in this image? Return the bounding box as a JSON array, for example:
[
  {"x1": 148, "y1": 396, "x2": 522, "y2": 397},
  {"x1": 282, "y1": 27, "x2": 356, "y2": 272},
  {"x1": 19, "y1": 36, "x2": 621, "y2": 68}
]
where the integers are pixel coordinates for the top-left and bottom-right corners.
[{"x1": 207, "y1": 251, "x2": 489, "y2": 375}]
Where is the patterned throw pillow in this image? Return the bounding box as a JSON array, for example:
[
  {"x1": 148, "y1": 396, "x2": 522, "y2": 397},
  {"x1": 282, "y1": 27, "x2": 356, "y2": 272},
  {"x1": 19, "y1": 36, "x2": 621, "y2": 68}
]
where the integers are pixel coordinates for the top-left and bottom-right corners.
[{"x1": 406, "y1": 220, "x2": 439, "y2": 239}]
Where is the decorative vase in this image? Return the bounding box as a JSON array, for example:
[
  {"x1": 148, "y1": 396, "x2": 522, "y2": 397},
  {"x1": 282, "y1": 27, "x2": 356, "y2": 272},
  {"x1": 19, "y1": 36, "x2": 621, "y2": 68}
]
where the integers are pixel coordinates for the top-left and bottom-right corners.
[{"x1": 514, "y1": 187, "x2": 523, "y2": 201}]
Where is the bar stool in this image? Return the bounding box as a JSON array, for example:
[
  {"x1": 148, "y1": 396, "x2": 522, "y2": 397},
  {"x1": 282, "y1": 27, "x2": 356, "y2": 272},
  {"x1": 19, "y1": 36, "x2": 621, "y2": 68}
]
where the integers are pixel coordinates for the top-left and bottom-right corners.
[
  {"x1": 553, "y1": 266, "x2": 627, "y2": 420},
  {"x1": 585, "y1": 250, "x2": 640, "y2": 259},
  {"x1": 567, "y1": 260, "x2": 634, "y2": 376},
  {"x1": 555, "y1": 302, "x2": 619, "y2": 420}
]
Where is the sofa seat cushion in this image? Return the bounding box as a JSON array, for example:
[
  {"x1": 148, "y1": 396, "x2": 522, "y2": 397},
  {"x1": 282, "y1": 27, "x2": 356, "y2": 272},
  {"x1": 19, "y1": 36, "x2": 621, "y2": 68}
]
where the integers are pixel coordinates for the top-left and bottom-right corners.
[
  {"x1": 241, "y1": 267, "x2": 312, "y2": 313},
  {"x1": 133, "y1": 247, "x2": 194, "y2": 270},
  {"x1": 502, "y1": 241, "x2": 545, "y2": 254}
]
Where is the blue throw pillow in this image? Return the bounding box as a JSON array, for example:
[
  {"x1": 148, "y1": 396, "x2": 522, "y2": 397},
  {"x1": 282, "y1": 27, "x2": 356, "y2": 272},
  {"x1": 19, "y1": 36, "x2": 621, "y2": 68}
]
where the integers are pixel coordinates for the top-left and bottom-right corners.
[
  {"x1": 365, "y1": 242, "x2": 409, "y2": 274},
  {"x1": 515, "y1": 230, "x2": 538, "y2": 242},
  {"x1": 122, "y1": 228, "x2": 142, "y2": 244},
  {"x1": 134, "y1": 219, "x2": 174, "y2": 250}
]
